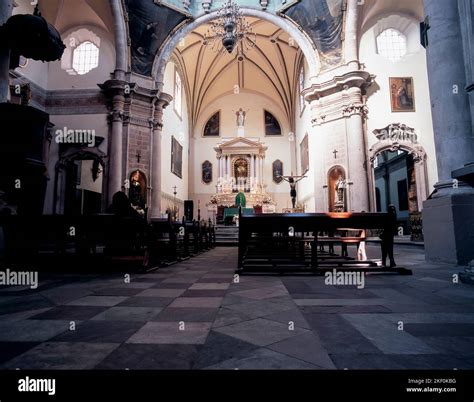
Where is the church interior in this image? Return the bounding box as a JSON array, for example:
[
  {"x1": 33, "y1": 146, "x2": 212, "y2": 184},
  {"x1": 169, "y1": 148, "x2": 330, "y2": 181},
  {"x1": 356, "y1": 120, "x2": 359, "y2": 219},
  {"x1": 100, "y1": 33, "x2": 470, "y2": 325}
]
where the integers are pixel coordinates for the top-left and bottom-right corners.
[{"x1": 0, "y1": 0, "x2": 473, "y2": 375}]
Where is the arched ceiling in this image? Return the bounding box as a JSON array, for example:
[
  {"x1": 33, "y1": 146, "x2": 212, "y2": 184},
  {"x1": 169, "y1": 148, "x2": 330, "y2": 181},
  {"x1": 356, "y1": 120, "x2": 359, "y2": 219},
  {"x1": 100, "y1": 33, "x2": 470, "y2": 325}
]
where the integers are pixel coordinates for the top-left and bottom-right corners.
[
  {"x1": 359, "y1": 0, "x2": 424, "y2": 33},
  {"x1": 14, "y1": 0, "x2": 113, "y2": 35},
  {"x1": 173, "y1": 17, "x2": 305, "y2": 130}
]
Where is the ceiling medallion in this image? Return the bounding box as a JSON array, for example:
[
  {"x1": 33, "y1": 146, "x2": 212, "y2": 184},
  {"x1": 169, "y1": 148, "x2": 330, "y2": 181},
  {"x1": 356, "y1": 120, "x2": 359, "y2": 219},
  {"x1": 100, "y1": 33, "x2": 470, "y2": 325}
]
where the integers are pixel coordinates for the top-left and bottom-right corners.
[{"x1": 203, "y1": 0, "x2": 257, "y2": 54}]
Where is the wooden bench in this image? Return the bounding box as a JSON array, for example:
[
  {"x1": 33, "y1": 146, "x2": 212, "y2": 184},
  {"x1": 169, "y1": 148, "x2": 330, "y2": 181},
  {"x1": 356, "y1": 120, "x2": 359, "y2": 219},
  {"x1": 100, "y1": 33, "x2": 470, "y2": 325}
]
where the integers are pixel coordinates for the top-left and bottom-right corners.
[{"x1": 237, "y1": 212, "x2": 412, "y2": 275}]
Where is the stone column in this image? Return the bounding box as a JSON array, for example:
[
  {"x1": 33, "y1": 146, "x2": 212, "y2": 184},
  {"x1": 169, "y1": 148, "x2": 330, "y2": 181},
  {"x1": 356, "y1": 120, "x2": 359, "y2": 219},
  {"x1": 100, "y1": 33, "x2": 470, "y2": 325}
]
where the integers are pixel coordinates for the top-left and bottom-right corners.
[
  {"x1": 344, "y1": 0, "x2": 360, "y2": 70},
  {"x1": 110, "y1": 0, "x2": 128, "y2": 81},
  {"x1": 422, "y1": 0, "x2": 474, "y2": 265},
  {"x1": 150, "y1": 92, "x2": 172, "y2": 219},
  {"x1": 344, "y1": 97, "x2": 370, "y2": 212},
  {"x1": 99, "y1": 80, "x2": 128, "y2": 204},
  {"x1": 424, "y1": 0, "x2": 473, "y2": 184},
  {"x1": 226, "y1": 155, "x2": 231, "y2": 179},
  {"x1": 249, "y1": 154, "x2": 254, "y2": 184},
  {"x1": 0, "y1": 0, "x2": 14, "y2": 103}
]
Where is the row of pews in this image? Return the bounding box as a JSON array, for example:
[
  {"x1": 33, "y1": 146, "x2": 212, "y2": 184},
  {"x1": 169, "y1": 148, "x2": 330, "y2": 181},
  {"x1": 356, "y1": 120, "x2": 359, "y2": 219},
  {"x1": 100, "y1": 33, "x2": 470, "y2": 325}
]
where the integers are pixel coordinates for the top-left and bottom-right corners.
[
  {"x1": 237, "y1": 211, "x2": 412, "y2": 276},
  {"x1": 0, "y1": 214, "x2": 216, "y2": 272}
]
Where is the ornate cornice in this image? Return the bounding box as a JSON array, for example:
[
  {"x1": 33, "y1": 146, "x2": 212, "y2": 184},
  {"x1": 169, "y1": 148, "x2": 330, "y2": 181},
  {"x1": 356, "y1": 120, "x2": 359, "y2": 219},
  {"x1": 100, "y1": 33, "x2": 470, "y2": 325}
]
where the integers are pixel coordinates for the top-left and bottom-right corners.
[{"x1": 302, "y1": 70, "x2": 375, "y2": 103}]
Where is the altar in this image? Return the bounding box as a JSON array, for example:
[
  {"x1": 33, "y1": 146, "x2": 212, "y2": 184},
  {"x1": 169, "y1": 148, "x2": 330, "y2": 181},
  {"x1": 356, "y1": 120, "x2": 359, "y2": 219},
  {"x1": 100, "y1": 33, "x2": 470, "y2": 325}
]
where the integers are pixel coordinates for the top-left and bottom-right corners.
[{"x1": 208, "y1": 137, "x2": 276, "y2": 211}]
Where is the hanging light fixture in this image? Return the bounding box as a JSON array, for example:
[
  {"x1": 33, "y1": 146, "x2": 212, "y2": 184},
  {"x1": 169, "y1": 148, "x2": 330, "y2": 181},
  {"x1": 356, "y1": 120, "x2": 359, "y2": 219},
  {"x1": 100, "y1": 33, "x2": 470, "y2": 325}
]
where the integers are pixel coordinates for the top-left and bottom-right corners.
[{"x1": 203, "y1": 0, "x2": 256, "y2": 54}]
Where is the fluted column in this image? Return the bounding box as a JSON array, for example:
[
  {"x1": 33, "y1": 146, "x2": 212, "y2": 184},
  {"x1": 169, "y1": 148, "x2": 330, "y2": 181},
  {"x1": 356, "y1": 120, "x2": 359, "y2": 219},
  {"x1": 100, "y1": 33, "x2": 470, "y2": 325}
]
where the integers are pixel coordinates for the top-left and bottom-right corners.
[
  {"x1": 151, "y1": 92, "x2": 172, "y2": 219},
  {"x1": 226, "y1": 155, "x2": 231, "y2": 178},
  {"x1": 0, "y1": 0, "x2": 14, "y2": 103}
]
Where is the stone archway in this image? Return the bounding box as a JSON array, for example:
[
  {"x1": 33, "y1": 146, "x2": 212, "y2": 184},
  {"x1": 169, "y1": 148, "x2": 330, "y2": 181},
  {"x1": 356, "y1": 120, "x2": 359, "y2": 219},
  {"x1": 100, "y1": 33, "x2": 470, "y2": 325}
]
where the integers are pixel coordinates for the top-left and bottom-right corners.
[
  {"x1": 153, "y1": 7, "x2": 321, "y2": 89},
  {"x1": 53, "y1": 148, "x2": 107, "y2": 215},
  {"x1": 368, "y1": 123, "x2": 428, "y2": 212}
]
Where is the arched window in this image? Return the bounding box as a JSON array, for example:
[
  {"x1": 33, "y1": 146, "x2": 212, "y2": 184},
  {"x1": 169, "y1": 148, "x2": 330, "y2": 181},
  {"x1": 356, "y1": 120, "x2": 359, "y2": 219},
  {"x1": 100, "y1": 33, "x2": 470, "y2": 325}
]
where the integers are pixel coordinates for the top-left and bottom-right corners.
[
  {"x1": 61, "y1": 29, "x2": 101, "y2": 76},
  {"x1": 376, "y1": 29, "x2": 407, "y2": 62},
  {"x1": 72, "y1": 41, "x2": 100, "y2": 75}
]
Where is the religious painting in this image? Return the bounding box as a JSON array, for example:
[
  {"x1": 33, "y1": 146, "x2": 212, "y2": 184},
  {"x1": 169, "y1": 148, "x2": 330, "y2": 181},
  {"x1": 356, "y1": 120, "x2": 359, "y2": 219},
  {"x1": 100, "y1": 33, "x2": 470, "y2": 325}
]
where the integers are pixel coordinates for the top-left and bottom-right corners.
[
  {"x1": 264, "y1": 111, "x2": 282, "y2": 136},
  {"x1": 390, "y1": 77, "x2": 415, "y2": 112},
  {"x1": 234, "y1": 158, "x2": 248, "y2": 178},
  {"x1": 300, "y1": 134, "x2": 309, "y2": 174},
  {"x1": 203, "y1": 111, "x2": 220, "y2": 137},
  {"x1": 171, "y1": 136, "x2": 183, "y2": 178},
  {"x1": 284, "y1": 0, "x2": 344, "y2": 68},
  {"x1": 273, "y1": 160, "x2": 283, "y2": 184},
  {"x1": 202, "y1": 160, "x2": 213, "y2": 184}
]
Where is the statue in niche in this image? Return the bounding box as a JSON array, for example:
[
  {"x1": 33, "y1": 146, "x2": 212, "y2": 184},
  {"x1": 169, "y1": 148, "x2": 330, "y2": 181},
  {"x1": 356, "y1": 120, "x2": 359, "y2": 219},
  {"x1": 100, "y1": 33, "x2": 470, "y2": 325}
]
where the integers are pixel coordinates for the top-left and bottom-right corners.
[
  {"x1": 334, "y1": 175, "x2": 347, "y2": 210},
  {"x1": 235, "y1": 108, "x2": 248, "y2": 127},
  {"x1": 129, "y1": 170, "x2": 147, "y2": 215}
]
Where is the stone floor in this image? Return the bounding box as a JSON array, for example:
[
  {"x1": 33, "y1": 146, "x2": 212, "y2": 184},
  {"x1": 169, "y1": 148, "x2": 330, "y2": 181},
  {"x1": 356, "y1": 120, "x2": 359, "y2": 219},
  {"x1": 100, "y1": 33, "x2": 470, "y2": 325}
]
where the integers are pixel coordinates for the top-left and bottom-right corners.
[{"x1": 1, "y1": 245, "x2": 474, "y2": 370}]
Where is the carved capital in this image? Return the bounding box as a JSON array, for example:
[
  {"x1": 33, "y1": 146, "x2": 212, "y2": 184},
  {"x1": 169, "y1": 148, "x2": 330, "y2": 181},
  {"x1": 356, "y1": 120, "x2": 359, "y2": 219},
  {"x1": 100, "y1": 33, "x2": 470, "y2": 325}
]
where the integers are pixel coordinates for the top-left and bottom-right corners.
[{"x1": 342, "y1": 103, "x2": 369, "y2": 118}]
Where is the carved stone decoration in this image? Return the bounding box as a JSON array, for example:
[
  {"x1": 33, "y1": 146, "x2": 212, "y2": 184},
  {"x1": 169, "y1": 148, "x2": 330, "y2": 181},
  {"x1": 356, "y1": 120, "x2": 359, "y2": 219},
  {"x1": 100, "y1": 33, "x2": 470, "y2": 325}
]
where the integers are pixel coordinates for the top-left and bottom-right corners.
[
  {"x1": 202, "y1": 0, "x2": 212, "y2": 13},
  {"x1": 260, "y1": 0, "x2": 269, "y2": 10},
  {"x1": 342, "y1": 103, "x2": 369, "y2": 118},
  {"x1": 369, "y1": 123, "x2": 429, "y2": 212},
  {"x1": 373, "y1": 123, "x2": 418, "y2": 144}
]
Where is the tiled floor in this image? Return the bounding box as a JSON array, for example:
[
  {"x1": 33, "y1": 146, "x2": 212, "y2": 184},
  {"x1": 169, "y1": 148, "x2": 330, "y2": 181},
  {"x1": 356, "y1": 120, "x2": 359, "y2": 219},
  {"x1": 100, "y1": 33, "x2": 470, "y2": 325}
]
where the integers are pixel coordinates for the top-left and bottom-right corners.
[{"x1": 1, "y1": 245, "x2": 474, "y2": 369}]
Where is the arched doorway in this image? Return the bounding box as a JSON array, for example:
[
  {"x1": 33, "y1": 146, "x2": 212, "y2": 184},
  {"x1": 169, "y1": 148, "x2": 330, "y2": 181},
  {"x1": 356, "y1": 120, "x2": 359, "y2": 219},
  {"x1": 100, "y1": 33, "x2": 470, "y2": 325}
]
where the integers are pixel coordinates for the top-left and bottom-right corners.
[
  {"x1": 54, "y1": 149, "x2": 106, "y2": 215},
  {"x1": 373, "y1": 149, "x2": 417, "y2": 233},
  {"x1": 369, "y1": 124, "x2": 429, "y2": 236}
]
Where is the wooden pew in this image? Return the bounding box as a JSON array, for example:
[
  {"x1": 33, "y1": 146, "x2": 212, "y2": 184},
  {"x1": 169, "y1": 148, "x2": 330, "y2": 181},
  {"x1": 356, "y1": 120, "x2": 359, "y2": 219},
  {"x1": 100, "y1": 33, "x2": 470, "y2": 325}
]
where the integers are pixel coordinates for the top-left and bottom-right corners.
[{"x1": 237, "y1": 212, "x2": 412, "y2": 275}]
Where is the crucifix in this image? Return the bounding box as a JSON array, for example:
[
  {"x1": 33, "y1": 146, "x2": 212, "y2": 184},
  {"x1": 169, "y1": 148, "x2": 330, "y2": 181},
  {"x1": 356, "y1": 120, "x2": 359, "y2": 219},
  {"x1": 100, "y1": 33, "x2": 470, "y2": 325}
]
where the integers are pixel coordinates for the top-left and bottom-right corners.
[
  {"x1": 333, "y1": 149, "x2": 338, "y2": 159},
  {"x1": 280, "y1": 173, "x2": 307, "y2": 209},
  {"x1": 136, "y1": 150, "x2": 141, "y2": 163}
]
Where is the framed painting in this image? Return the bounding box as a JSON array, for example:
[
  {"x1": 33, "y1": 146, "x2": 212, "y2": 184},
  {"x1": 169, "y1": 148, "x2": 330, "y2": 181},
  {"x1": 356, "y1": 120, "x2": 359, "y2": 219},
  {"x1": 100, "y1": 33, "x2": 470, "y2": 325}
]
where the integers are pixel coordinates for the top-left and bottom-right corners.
[
  {"x1": 171, "y1": 136, "x2": 183, "y2": 178},
  {"x1": 390, "y1": 77, "x2": 415, "y2": 112},
  {"x1": 264, "y1": 110, "x2": 282, "y2": 136},
  {"x1": 300, "y1": 134, "x2": 309, "y2": 174},
  {"x1": 202, "y1": 160, "x2": 213, "y2": 184},
  {"x1": 203, "y1": 111, "x2": 220, "y2": 137},
  {"x1": 273, "y1": 160, "x2": 283, "y2": 183}
]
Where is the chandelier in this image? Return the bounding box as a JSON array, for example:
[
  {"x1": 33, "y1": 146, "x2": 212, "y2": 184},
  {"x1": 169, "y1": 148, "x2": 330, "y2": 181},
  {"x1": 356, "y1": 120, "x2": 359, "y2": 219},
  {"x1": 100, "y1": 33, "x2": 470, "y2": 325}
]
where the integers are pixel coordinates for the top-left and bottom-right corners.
[{"x1": 203, "y1": 0, "x2": 256, "y2": 54}]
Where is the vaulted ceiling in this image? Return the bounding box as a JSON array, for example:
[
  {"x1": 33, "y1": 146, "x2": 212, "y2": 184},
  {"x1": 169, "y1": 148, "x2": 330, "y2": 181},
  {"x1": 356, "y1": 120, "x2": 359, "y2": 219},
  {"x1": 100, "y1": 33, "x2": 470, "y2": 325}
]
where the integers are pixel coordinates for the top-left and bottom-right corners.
[
  {"x1": 15, "y1": 0, "x2": 113, "y2": 35},
  {"x1": 173, "y1": 17, "x2": 305, "y2": 130}
]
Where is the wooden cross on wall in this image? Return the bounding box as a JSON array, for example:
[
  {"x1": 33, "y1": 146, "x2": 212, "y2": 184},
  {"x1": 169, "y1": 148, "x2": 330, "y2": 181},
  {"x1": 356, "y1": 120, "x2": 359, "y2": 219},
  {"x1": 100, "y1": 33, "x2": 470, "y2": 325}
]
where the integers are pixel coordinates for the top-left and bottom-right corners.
[
  {"x1": 333, "y1": 149, "x2": 338, "y2": 159},
  {"x1": 136, "y1": 150, "x2": 141, "y2": 163}
]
